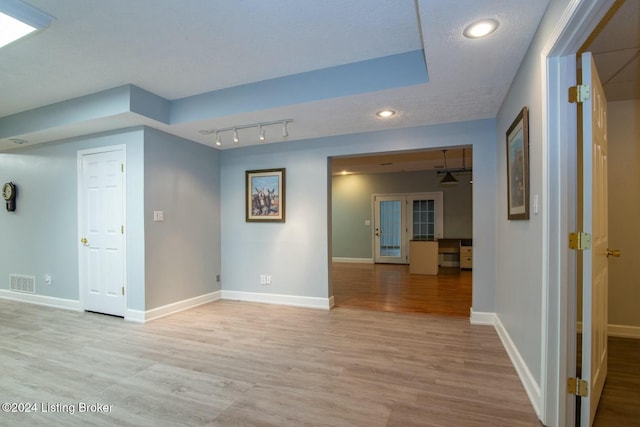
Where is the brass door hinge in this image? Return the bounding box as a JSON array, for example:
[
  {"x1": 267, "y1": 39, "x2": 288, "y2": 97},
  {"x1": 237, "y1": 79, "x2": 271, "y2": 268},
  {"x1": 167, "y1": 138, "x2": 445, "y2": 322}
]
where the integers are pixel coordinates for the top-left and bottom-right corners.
[
  {"x1": 569, "y1": 85, "x2": 591, "y2": 103},
  {"x1": 121, "y1": 225, "x2": 124, "y2": 234},
  {"x1": 121, "y1": 163, "x2": 124, "y2": 173},
  {"x1": 122, "y1": 286, "x2": 125, "y2": 296},
  {"x1": 569, "y1": 232, "x2": 591, "y2": 250},
  {"x1": 568, "y1": 377, "x2": 589, "y2": 397}
]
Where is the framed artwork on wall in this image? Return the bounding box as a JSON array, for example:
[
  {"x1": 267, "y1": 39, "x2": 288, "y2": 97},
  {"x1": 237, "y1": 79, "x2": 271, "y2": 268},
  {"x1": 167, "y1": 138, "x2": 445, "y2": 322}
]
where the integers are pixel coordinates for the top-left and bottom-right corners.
[
  {"x1": 506, "y1": 106, "x2": 530, "y2": 220},
  {"x1": 246, "y1": 168, "x2": 286, "y2": 222}
]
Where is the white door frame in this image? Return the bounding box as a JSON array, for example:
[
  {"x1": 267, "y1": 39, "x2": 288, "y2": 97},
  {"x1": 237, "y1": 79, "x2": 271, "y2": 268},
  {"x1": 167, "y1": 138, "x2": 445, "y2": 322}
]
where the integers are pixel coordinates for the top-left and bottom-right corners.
[
  {"x1": 77, "y1": 144, "x2": 128, "y2": 314},
  {"x1": 371, "y1": 192, "x2": 443, "y2": 264},
  {"x1": 542, "y1": 1, "x2": 614, "y2": 426},
  {"x1": 373, "y1": 194, "x2": 408, "y2": 264}
]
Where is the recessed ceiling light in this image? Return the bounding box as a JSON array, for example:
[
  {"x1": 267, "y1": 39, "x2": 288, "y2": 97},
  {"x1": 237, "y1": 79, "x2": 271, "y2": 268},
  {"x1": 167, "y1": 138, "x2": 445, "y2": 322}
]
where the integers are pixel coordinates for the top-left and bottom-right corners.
[
  {"x1": 463, "y1": 19, "x2": 499, "y2": 39},
  {"x1": 0, "y1": 13, "x2": 35, "y2": 48},
  {"x1": 376, "y1": 110, "x2": 396, "y2": 118},
  {"x1": 0, "y1": 0, "x2": 54, "y2": 48}
]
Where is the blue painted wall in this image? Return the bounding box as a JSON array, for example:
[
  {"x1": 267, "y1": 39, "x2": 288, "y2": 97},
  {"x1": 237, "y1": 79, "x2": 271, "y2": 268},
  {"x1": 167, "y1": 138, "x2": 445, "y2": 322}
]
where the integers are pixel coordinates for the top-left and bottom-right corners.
[
  {"x1": 221, "y1": 119, "x2": 497, "y2": 312},
  {"x1": 0, "y1": 128, "x2": 146, "y2": 310}
]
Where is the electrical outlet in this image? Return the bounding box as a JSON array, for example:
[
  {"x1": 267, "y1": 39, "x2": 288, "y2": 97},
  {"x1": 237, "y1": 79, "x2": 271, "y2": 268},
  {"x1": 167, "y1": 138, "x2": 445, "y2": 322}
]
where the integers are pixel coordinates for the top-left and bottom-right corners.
[
  {"x1": 216, "y1": 274, "x2": 220, "y2": 282},
  {"x1": 260, "y1": 274, "x2": 267, "y2": 285},
  {"x1": 44, "y1": 274, "x2": 52, "y2": 285},
  {"x1": 266, "y1": 275, "x2": 272, "y2": 285}
]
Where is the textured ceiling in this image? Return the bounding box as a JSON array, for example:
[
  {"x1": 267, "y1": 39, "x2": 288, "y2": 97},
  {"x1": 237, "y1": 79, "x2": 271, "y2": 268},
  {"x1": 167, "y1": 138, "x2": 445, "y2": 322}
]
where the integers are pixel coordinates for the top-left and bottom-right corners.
[
  {"x1": 587, "y1": 0, "x2": 640, "y2": 101},
  {"x1": 0, "y1": 0, "x2": 552, "y2": 152},
  {"x1": 336, "y1": 0, "x2": 640, "y2": 176}
]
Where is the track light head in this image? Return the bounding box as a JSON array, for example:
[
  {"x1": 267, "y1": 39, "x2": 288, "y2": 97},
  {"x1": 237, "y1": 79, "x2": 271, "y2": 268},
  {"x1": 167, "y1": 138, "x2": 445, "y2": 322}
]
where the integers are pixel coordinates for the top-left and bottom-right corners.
[
  {"x1": 202, "y1": 119, "x2": 292, "y2": 147},
  {"x1": 259, "y1": 125, "x2": 266, "y2": 142}
]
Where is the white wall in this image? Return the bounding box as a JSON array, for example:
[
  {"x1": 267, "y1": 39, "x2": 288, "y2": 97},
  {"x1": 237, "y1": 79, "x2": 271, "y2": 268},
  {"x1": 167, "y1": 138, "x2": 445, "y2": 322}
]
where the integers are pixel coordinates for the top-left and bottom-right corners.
[
  {"x1": 143, "y1": 128, "x2": 222, "y2": 310},
  {"x1": 0, "y1": 129, "x2": 146, "y2": 310},
  {"x1": 220, "y1": 119, "x2": 497, "y2": 312},
  {"x1": 607, "y1": 99, "x2": 640, "y2": 331}
]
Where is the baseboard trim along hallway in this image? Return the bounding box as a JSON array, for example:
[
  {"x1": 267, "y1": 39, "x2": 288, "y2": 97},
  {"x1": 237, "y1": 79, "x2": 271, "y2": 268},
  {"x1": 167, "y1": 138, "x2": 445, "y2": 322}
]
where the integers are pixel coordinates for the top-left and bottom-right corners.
[
  {"x1": 0, "y1": 289, "x2": 82, "y2": 312},
  {"x1": 221, "y1": 290, "x2": 333, "y2": 310},
  {"x1": 126, "y1": 291, "x2": 222, "y2": 323}
]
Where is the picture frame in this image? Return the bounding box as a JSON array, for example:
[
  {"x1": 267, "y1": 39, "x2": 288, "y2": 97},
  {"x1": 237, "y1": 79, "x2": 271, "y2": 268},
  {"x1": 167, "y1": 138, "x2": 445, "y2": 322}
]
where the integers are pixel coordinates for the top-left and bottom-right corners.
[
  {"x1": 246, "y1": 168, "x2": 286, "y2": 222},
  {"x1": 506, "y1": 106, "x2": 530, "y2": 220}
]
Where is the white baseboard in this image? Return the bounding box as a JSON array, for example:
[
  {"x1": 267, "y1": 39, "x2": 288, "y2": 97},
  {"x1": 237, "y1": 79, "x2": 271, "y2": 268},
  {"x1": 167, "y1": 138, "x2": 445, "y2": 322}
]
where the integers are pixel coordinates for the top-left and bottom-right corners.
[
  {"x1": 576, "y1": 322, "x2": 640, "y2": 339},
  {"x1": 608, "y1": 324, "x2": 640, "y2": 339},
  {"x1": 494, "y1": 316, "x2": 542, "y2": 420},
  {"x1": 332, "y1": 257, "x2": 374, "y2": 264},
  {"x1": 125, "y1": 291, "x2": 222, "y2": 323},
  {"x1": 469, "y1": 309, "x2": 496, "y2": 325},
  {"x1": 0, "y1": 289, "x2": 82, "y2": 311},
  {"x1": 221, "y1": 290, "x2": 332, "y2": 310}
]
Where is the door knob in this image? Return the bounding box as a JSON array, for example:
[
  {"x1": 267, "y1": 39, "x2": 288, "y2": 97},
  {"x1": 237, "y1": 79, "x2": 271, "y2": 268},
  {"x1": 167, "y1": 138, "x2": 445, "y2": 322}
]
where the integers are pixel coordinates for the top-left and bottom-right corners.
[
  {"x1": 606, "y1": 248, "x2": 621, "y2": 258},
  {"x1": 80, "y1": 237, "x2": 88, "y2": 245}
]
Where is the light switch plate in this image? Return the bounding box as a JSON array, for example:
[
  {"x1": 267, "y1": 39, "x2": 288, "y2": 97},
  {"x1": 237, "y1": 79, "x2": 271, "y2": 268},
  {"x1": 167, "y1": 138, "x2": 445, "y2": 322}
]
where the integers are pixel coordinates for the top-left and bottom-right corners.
[{"x1": 154, "y1": 211, "x2": 164, "y2": 222}]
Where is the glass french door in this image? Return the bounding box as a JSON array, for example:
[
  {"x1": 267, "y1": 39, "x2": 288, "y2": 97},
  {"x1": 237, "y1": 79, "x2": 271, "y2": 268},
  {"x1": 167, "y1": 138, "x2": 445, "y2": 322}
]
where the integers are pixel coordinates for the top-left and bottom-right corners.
[
  {"x1": 374, "y1": 196, "x2": 406, "y2": 263},
  {"x1": 373, "y1": 193, "x2": 443, "y2": 264}
]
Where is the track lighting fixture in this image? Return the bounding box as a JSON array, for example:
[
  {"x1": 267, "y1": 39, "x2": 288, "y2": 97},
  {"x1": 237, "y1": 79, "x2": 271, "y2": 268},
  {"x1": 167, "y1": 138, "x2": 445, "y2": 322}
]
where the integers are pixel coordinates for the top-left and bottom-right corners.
[
  {"x1": 259, "y1": 125, "x2": 266, "y2": 142},
  {"x1": 199, "y1": 119, "x2": 292, "y2": 147}
]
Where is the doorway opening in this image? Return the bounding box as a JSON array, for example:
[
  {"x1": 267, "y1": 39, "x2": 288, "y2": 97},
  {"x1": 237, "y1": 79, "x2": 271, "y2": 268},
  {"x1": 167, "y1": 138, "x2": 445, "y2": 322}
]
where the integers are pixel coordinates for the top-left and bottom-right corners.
[
  {"x1": 544, "y1": 0, "x2": 638, "y2": 425},
  {"x1": 330, "y1": 146, "x2": 473, "y2": 317},
  {"x1": 575, "y1": 1, "x2": 640, "y2": 425}
]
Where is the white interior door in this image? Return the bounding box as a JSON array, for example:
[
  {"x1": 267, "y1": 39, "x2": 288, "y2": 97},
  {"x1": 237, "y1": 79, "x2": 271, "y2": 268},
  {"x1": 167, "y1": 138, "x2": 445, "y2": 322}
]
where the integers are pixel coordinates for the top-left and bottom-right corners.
[
  {"x1": 579, "y1": 52, "x2": 608, "y2": 427},
  {"x1": 79, "y1": 147, "x2": 126, "y2": 317},
  {"x1": 374, "y1": 196, "x2": 406, "y2": 264}
]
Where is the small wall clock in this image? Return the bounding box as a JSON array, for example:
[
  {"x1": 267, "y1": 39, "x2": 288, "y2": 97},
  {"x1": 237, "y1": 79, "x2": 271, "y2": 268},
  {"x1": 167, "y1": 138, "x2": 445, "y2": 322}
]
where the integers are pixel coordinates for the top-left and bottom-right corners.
[{"x1": 2, "y1": 182, "x2": 16, "y2": 212}]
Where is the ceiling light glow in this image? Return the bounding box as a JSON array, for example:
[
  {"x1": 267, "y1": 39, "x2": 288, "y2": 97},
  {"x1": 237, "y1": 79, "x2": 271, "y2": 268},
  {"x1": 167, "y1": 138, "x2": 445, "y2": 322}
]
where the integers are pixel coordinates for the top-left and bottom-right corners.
[
  {"x1": 463, "y1": 19, "x2": 499, "y2": 39},
  {"x1": 0, "y1": 12, "x2": 35, "y2": 47},
  {"x1": 0, "y1": 0, "x2": 54, "y2": 48},
  {"x1": 376, "y1": 110, "x2": 396, "y2": 118}
]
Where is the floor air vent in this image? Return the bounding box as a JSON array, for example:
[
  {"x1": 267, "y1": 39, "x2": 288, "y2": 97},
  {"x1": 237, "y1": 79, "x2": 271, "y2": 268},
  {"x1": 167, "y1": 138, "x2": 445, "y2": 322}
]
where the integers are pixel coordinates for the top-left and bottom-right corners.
[{"x1": 10, "y1": 274, "x2": 35, "y2": 293}]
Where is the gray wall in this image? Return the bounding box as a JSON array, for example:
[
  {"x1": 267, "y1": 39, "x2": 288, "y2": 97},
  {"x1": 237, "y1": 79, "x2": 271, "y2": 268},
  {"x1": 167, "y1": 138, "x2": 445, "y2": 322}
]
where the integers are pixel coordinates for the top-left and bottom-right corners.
[
  {"x1": 332, "y1": 170, "x2": 472, "y2": 259},
  {"x1": 494, "y1": 0, "x2": 573, "y2": 405},
  {"x1": 221, "y1": 119, "x2": 497, "y2": 312},
  {"x1": 0, "y1": 126, "x2": 222, "y2": 313},
  {"x1": 143, "y1": 128, "x2": 221, "y2": 310},
  {"x1": 608, "y1": 99, "x2": 640, "y2": 329},
  {"x1": 0, "y1": 128, "x2": 146, "y2": 310}
]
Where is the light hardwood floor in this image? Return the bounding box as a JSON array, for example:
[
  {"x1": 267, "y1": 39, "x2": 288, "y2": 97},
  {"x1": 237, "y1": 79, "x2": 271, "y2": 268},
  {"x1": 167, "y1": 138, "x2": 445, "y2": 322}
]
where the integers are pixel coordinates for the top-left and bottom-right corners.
[
  {"x1": 331, "y1": 263, "x2": 472, "y2": 317},
  {"x1": 0, "y1": 299, "x2": 540, "y2": 426},
  {"x1": 593, "y1": 337, "x2": 640, "y2": 426}
]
